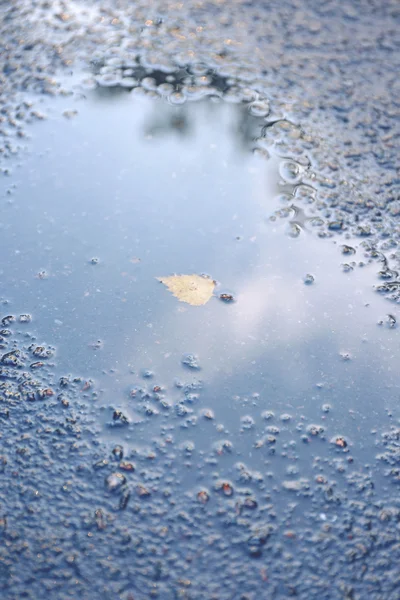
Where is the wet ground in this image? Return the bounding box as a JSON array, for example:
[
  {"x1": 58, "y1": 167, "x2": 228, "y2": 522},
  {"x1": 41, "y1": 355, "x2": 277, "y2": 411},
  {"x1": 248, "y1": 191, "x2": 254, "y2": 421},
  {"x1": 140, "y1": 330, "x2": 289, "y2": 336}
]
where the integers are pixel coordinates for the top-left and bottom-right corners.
[{"x1": 1, "y1": 1, "x2": 400, "y2": 599}]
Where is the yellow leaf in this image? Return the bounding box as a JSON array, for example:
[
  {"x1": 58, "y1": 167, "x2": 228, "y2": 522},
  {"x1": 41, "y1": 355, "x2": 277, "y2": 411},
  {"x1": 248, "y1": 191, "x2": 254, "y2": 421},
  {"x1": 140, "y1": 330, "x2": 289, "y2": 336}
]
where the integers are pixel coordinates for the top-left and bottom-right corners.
[{"x1": 157, "y1": 274, "x2": 215, "y2": 306}]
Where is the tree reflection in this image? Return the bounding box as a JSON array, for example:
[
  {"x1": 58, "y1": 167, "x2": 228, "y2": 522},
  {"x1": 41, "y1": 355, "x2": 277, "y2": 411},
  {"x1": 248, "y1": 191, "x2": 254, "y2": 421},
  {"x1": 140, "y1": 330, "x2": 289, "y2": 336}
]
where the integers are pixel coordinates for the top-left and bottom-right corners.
[{"x1": 92, "y1": 64, "x2": 266, "y2": 151}]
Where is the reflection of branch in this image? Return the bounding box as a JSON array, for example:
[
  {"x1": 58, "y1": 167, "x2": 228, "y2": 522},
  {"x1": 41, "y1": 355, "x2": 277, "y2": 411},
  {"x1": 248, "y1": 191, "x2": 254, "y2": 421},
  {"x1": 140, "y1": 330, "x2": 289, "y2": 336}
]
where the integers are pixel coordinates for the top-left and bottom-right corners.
[
  {"x1": 235, "y1": 108, "x2": 260, "y2": 147},
  {"x1": 144, "y1": 106, "x2": 192, "y2": 138},
  {"x1": 92, "y1": 64, "x2": 269, "y2": 151},
  {"x1": 142, "y1": 98, "x2": 266, "y2": 152}
]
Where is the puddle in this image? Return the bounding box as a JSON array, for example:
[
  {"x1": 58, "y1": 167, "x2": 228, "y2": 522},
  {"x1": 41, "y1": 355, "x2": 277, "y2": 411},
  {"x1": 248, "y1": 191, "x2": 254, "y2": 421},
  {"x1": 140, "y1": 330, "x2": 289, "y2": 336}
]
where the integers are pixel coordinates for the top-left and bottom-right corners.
[{"x1": 3, "y1": 90, "x2": 399, "y2": 406}]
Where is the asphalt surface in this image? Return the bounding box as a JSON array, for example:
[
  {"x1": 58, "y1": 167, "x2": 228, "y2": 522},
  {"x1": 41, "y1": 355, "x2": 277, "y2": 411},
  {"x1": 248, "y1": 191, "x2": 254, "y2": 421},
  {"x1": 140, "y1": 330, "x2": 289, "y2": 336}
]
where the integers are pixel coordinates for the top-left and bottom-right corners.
[{"x1": 0, "y1": 1, "x2": 400, "y2": 599}]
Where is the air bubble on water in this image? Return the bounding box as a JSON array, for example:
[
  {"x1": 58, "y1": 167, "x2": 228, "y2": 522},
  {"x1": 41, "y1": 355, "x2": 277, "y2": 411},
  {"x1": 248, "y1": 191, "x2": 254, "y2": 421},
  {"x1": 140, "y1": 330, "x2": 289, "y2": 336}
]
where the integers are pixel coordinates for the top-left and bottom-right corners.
[
  {"x1": 96, "y1": 73, "x2": 121, "y2": 87},
  {"x1": 2, "y1": 315, "x2": 15, "y2": 327},
  {"x1": 308, "y1": 217, "x2": 324, "y2": 228},
  {"x1": 159, "y1": 398, "x2": 172, "y2": 410},
  {"x1": 275, "y1": 193, "x2": 293, "y2": 204},
  {"x1": 355, "y1": 224, "x2": 372, "y2": 237},
  {"x1": 189, "y1": 63, "x2": 209, "y2": 76},
  {"x1": 36, "y1": 270, "x2": 48, "y2": 279},
  {"x1": 175, "y1": 403, "x2": 192, "y2": 417},
  {"x1": 306, "y1": 424, "x2": 325, "y2": 437},
  {"x1": 141, "y1": 369, "x2": 154, "y2": 379},
  {"x1": 180, "y1": 440, "x2": 195, "y2": 454},
  {"x1": 265, "y1": 425, "x2": 280, "y2": 434},
  {"x1": 253, "y1": 147, "x2": 270, "y2": 160},
  {"x1": 240, "y1": 415, "x2": 255, "y2": 430},
  {"x1": 105, "y1": 57, "x2": 123, "y2": 68},
  {"x1": 143, "y1": 404, "x2": 159, "y2": 416},
  {"x1": 279, "y1": 160, "x2": 303, "y2": 184},
  {"x1": 181, "y1": 354, "x2": 201, "y2": 370},
  {"x1": 120, "y1": 77, "x2": 138, "y2": 89},
  {"x1": 168, "y1": 91, "x2": 186, "y2": 105},
  {"x1": 262, "y1": 410, "x2": 274, "y2": 420},
  {"x1": 131, "y1": 86, "x2": 148, "y2": 98},
  {"x1": 239, "y1": 88, "x2": 258, "y2": 102},
  {"x1": 254, "y1": 136, "x2": 271, "y2": 152},
  {"x1": 273, "y1": 206, "x2": 292, "y2": 220},
  {"x1": 184, "y1": 392, "x2": 199, "y2": 404},
  {"x1": 286, "y1": 465, "x2": 299, "y2": 476},
  {"x1": 89, "y1": 339, "x2": 104, "y2": 350},
  {"x1": 248, "y1": 100, "x2": 270, "y2": 117},
  {"x1": 240, "y1": 497, "x2": 258, "y2": 511},
  {"x1": 287, "y1": 223, "x2": 301, "y2": 238},
  {"x1": 157, "y1": 82, "x2": 174, "y2": 96},
  {"x1": 303, "y1": 274, "x2": 314, "y2": 285},
  {"x1": 219, "y1": 292, "x2": 235, "y2": 303},
  {"x1": 378, "y1": 268, "x2": 398, "y2": 280},
  {"x1": 387, "y1": 314, "x2": 396, "y2": 328},
  {"x1": 294, "y1": 184, "x2": 316, "y2": 203},
  {"x1": 200, "y1": 408, "x2": 215, "y2": 420},
  {"x1": 328, "y1": 221, "x2": 344, "y2": 231},
  {"x1": 141, "y1": 77, "x2": 157, "y2": 91},
  {"x1": 31, "y1": 345, "x2": 53, "y2": 358},
  {"x1": 185, "y1": 85, "x2": 219, "y2": 100},
  {"x1": 342, "y1": 263, "x2": 354, "y2": 272},
  {"x1": 195, "y1": 75, "x2": 212, "y2": 87},
  {"x1": 341, "y1": 245, "x2": 356, "y2": 255},
  {"x1": 280, "y1": 413, "x2": 292, "y2": 422},
  {"x1": 19, "y1": 314, "x2": 31, "y2": 323},
  {"x1": 213, "y1": 439, "x2": 233, "y2": 455}
]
